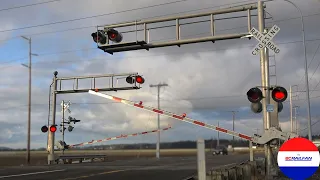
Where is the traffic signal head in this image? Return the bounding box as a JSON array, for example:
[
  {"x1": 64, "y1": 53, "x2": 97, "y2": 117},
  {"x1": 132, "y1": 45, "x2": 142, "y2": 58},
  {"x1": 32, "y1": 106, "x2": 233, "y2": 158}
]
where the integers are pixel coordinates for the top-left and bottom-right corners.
[
  {"x1": 126, "y1": 75, "x2": 145, "y2": 84},
  {"x1": 41, "y1": 125, "x2": 48, "y2": 133},
  {"x1": 247, "y1": 87, "x2": 263, "y2": 103},
  {"x1": 106, "y1": 28, "x2": 123, "y2": 43},
  {"x1": 272, "y1": 86, "x2": 287, "y2": 103},
  {"x1": 91, "y1": 30, "x2": 107, "y2": 44},
  {"x1": 49, "y1": 125, "x2": 57, "y2": 133}
]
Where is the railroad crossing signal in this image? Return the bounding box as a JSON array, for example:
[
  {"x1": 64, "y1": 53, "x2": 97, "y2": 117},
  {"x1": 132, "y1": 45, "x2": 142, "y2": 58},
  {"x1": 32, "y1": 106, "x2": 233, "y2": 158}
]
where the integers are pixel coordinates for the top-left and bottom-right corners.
[
  {"x1": 126, "y1": 75, "x2": 145, "y2": 84},
  {"x1": 271, "y1": 86, "x2": 288, "y2": 103},
  {"x1": 106, "y1": 28, "x2": 123, "y2": 43},
  {"x1": 91, "y1": 29, "x2": 123, "y2": 45},
  {"x1": 49, "y1": 125, "x2": 57, "y2": 133},
  {"x1": 41, "y1": 125, "x2": 58, "y2": 133},
  {"x1": 41, "y1": 125, "x2": 48, "y2": 133},
  {"x1": 91, "y1": 30, "x2": 107, "y2": 44},
  {"x1": 249, "y1": 25, "x2": 280, "y2": 55},
  {"x1": 246, "y1": 86, "x2": 287, "y2": 113},
  {"x1": 247, "y1": 87, "x2": 263, "y2": 113}
]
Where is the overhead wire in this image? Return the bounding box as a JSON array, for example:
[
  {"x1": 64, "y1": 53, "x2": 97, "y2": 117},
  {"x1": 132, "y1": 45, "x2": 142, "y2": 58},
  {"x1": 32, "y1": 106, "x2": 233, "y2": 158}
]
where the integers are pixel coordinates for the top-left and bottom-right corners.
[
  {"x1": 0, "y1": 0, "x2": 207, "y2": 33},
  {"x1": 2, "y1": 93, "x2": 320, "y2": 111},
  {"x1": 0, "y1": 0, "x2": 256, "y2": 42},
  {"x1": 2, "y1": 26, "x2": 320, "y2": 72},
  {"x1": 0, "y1": 0, "x2": 65, "y2": 12},
  {"x1": 294, "y1": 42, "x2": 320, "y2": 96},
  {"x1": 1, "y1": 10, "x2": 320, "y2": 68}
]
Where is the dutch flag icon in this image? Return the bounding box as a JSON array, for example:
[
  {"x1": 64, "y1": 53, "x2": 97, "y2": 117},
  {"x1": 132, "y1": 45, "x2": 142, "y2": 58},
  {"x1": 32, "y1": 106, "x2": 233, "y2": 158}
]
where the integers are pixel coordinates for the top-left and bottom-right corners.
[{"x1": 277, "y1": 137, "x2": 320, "y2": 180}]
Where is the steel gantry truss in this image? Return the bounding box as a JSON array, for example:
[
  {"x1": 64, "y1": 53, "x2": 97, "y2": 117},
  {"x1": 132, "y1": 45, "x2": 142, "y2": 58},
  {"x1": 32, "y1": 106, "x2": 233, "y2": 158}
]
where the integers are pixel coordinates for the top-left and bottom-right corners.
[
  {"x1": 47, "y1": 71, "x2": 144, "y2": 164},
  {"x1": 88, "y1": 90, "x2": 299, "y2": 145},
  {"x1": 94, "y1": 3, "x2": 262, "y2": 54}
]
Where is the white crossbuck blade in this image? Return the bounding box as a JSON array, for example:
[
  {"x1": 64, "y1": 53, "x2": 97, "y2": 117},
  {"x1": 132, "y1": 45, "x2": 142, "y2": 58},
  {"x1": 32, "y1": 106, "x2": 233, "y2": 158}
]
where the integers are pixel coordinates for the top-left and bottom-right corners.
[
  {"x1": 250, "y1": 25, "x2": 281, "y2": 55},
  {"x1": 87, "y1": 90, "x2": 299, "y2": 145}
]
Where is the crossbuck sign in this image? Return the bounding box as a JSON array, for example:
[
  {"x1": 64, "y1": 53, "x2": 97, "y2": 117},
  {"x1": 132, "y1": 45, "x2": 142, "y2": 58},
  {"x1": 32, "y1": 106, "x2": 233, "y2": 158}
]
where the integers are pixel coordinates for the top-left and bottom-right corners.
[{"x1": 250, "y1": 25, "x2": 280, "y2": 55}]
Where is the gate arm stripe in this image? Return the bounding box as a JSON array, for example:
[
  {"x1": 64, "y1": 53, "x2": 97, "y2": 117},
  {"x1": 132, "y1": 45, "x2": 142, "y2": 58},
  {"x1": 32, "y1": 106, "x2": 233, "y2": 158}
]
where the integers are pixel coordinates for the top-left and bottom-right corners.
[
  {"x1": 88, "y1": 90, "x2": 253, "y2": 142},
  {"x1": 68, "y1": 125, "x2": 172, "y2": 148}
]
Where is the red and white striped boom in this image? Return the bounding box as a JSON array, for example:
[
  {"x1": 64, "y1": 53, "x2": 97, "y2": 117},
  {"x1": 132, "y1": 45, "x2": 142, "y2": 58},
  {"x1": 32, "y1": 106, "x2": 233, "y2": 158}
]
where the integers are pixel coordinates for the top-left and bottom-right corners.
[
  {"x1": 68, "y1": 126, "x2": 172, "y2": 148},
  {"x1": 88, "y1": 90, "x2": 253, "y2": 142}
]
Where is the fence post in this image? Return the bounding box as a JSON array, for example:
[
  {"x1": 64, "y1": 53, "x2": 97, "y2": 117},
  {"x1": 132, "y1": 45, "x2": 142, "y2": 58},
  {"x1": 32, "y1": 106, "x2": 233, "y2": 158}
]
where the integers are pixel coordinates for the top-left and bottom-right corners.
[
  {"x1": 197, "y1": 138, "x2": 206, "y2": 180},
  {"x1": 249, "y1": 141, "x2": 254, "y2": 161}
]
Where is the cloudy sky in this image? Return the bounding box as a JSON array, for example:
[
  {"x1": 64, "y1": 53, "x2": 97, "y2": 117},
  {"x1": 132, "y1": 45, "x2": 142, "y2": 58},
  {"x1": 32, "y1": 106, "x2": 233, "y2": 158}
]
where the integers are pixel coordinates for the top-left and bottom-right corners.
[{"x1": 1, "y1": 0, "x2": 320, "y2": 149}]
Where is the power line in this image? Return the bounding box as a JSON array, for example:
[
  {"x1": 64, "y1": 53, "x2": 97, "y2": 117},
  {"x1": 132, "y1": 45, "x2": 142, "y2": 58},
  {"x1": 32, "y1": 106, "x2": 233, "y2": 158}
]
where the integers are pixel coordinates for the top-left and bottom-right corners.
[
  {"x1": 0, "y1": 0, "x2": 194, "y2": 33},
  {"x1": 0, "y1": 0, "x2": 64, "y2": 12},
  {"x1": 299, "y1": 117, "x2": 320, "y2": 133},
  {"x1": 1, "y1": 11, "x2": 320, "y2": 67},
  {"x1": 1, "y1": 36, "x2": 320, "y2": 72},
  {"x1": 1, "y1": 0, "x2": 319, "y2": 43},
  {"x1": 2, "y1": 93, "x2": 320, "y2": 111},
  {"x1": 295, "y1": 42, "x2": 320, "y2": 95},
  {"x1": 0, "y1": 0, "x2": 256, "y2": 42},
  {"x1": 2, "y1": 36, "x2": 320, "y2": 71}
]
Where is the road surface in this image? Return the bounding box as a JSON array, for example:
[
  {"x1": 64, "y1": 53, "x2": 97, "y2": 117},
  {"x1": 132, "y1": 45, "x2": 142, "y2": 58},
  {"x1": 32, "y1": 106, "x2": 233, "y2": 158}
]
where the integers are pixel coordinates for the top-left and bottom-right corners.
[{"x1": 0, "y1": 153, "x2": 262, "y2": 180}]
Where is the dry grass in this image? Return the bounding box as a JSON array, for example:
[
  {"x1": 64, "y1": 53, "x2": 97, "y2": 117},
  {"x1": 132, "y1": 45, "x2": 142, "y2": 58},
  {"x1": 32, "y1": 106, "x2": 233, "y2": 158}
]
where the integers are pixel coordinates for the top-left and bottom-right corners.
[
  {"x1": 0, "y1": 149, "x2": 202, "y2": 166},
  {"x1": 0, "y1": 148, "x2": 262, "y2": 167}
]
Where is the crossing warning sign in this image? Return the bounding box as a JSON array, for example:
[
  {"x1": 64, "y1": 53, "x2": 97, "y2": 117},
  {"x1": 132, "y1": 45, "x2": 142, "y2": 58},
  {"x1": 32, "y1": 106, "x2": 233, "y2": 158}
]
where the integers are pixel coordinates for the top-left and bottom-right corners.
[{"x1": 249, "y1": 25, "x2": 281, "y2": 55}]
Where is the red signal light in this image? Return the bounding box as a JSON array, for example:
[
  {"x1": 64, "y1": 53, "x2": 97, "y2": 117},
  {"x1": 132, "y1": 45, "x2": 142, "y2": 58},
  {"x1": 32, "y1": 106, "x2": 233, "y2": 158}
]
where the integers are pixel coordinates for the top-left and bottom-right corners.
[
  {"x1": 91, "y1": 30, "x2": 107, "y2": 44},
  {"x1": 247, "y1": 87, "x2": 263, "y2": 103},
  {"x1": 135, "y1": 76, "x2": 145, "y2": 84},
  {"x1": 110, "y1": 33, "x2": 116, "y2": 39},
  {"x1": 272, "y1": 86, "x2": 287, "y2": 103},
  {"x1": 41, "y1": 125, "x2": 48, "y2": 133},
  {"x1": 49, "y1": 125, "x2": 57, "y2": 133},
  {"x1": 126, "y1": 76, "x2": 134, "y2": 84},
  {"x1": 274, "y1": 91, "x2": 285, "y2": 99},
  {"x1": 106, "y1": 28, "x2": 123, "y2": 43}
]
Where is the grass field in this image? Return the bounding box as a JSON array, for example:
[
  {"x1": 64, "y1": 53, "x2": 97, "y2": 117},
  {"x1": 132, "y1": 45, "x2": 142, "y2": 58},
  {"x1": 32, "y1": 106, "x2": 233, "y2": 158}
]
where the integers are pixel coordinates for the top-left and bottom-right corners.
[{"x1": 0, "y1": 148, "x2": 264, "y2": 167}]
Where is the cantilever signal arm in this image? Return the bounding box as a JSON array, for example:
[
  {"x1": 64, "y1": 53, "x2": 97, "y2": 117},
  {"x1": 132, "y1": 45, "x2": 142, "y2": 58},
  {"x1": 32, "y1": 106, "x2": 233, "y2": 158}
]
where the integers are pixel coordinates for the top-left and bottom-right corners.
[{"x1": 87, "y1": 90, "x2": 299, "y2": 145}]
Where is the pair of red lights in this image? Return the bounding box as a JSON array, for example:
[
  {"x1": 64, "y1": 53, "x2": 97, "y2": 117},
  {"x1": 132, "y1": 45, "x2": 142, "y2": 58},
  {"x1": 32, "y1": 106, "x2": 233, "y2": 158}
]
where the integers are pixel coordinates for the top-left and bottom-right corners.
[
  {"x1": 41, "y1": 125, "x2": 57, "y2": 133},
  {"x1": 247, "y1": 86, "x2": 288, "y2": 103},
  {"x1": 91, "y1": 28, "x2": 123, "y2": 44},
  {"x1": 126, "y1": 75, "x2": 145, "y2": 84}
]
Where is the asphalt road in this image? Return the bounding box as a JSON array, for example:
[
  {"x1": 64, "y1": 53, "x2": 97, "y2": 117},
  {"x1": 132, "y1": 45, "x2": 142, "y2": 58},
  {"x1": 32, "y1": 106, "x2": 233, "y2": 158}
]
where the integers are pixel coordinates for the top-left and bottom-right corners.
[{"x1": 0, "y1": 153, "x2": 262, "y2": 180}]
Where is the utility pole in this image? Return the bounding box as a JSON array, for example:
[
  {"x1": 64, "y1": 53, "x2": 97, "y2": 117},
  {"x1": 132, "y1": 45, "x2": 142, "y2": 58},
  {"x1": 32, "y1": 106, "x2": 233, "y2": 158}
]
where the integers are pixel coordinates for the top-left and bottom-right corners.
[
  {"x1": 217, "y1": 121, "x2": 220, "y2": 147},
  {"x1": 21, "y1": 36, "x2": 38, "y2": 165},
  {"x1": 293, "y1": 106, "x2": 300, "y2": 135},
  {"x1": 61, "y1": 100, "x2": 65, "y2": 155},
  {"x1": 257, "y1": 1, "x2": 273, "y2": 177},
  {"x1": 289, "y1": 86, "x2": 293, "y2": 133},
  {"x1": 289, "y1": 85, "x2": 298, "y2": 133},
  {"x1": 149, "y1": 83, "x2": 168, "y2": 159},
  {"x1": 228, "y1": 111, "x2": 238, "y2": 141}
]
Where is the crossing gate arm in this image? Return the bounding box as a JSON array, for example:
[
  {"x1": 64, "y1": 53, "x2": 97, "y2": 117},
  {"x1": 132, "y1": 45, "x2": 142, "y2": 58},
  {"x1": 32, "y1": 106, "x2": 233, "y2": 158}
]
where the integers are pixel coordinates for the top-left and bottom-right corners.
[
  {"x1": 64, "y1": 125, "x2": 172, "y2": 149},
  {"x1": 88, "y1": 90, "x2": 299, "y2": 145}
]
